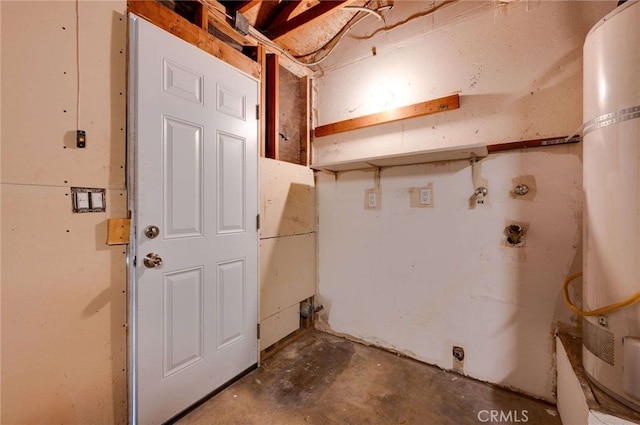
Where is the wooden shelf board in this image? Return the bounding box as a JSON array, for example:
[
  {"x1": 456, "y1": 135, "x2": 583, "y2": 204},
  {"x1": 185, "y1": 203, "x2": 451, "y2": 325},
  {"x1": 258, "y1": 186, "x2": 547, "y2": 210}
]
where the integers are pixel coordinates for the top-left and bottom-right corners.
[
  {"x1": 314, "y1": 94, "x2": 460, "y2": 138},
  {"x1": 311, "y1": 144, "x2": 488, "y2": 172}
]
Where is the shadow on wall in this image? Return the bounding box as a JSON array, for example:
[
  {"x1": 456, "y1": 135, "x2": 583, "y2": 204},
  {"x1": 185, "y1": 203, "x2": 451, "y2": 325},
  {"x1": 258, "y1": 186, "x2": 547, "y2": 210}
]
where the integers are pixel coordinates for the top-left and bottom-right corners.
[
  {"x1": 489, "y1": 147, "x2": 583, "y2": 403},
  {"x1": 83, "y1": 218, "x2": 127, "y2": 424},
  {"x1": 77, "y1": 9, "x2": 128, "y2": 424}
]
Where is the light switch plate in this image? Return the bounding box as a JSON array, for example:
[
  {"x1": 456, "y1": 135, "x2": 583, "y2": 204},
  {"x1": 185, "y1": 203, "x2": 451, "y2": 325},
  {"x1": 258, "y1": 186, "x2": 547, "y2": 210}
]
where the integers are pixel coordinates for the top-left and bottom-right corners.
[
  {"x1": 75, "y1": 192, "x2": 90, "y2": 209},
  {"x1": 71, "y1": 187, "x2": 106, "y2": 213},
  {"x1": 90, "y1": 191, "x2": 104, "y2": 209}
]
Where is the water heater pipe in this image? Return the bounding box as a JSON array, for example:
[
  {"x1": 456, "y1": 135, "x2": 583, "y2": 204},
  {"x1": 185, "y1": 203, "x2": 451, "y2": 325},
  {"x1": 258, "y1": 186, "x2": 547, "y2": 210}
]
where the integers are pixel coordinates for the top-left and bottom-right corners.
[{"x1": 563, "y1": 273, "x2": 640, "y2": 316}]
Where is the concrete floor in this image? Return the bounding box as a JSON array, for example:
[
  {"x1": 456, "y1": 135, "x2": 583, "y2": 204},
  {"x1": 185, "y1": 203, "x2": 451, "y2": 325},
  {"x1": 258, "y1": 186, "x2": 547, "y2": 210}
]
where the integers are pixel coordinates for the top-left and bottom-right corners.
[{"x1": 176, "y1": 331, "x2": 561, "y2": 425}]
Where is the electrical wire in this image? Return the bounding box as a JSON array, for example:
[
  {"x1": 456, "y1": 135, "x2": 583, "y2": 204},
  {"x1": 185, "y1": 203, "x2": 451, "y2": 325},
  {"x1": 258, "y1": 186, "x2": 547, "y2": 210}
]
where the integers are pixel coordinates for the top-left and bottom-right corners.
[
  {"x1": 343, "y1": 6, "x2": 384, "y2": 21},
  {"x1": 244, "y1": 0, "x2": 471, "y2": 67},
  {"x1": 248, "y1": 9, "x2": 380, "y2": 67},
  {"x1": 563, "y1": 272, "x2": 640, "y2": 316},
  {"x1": 298, "y1": 13, "x2": 378, "y2": 66},
  {"x1": 76, "y1": 0, "x2": 80, "y2": 130}
]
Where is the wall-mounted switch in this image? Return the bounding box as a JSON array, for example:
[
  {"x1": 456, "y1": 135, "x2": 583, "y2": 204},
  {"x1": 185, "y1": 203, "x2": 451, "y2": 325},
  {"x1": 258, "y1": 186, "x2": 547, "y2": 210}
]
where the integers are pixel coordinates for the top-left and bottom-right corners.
[
  {"x1": 75, "y1": 192, "x2": 90, "y2": 210},
  {"x1": 71, "y1": 187, "x2": 106, "y2": 213},
  {"x1": 90, "y1": 191, "x2": 104, "y2": 209}
]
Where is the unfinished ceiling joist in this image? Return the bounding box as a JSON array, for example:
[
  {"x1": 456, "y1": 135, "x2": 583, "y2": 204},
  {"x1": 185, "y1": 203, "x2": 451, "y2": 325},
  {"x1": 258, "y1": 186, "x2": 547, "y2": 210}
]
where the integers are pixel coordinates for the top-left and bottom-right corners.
[
  {"x1": 128, "y1": 1, "x2": 260, "y2": 79},
  {"x1": 311, "y1": 144, "x2": 488, "y2": 173},
  {"x1": 313, "y1": 94, "x2": 460, "y2": 138},
  {"x1": 268, "y1": 0, "x2": 352, "y2": 41}
]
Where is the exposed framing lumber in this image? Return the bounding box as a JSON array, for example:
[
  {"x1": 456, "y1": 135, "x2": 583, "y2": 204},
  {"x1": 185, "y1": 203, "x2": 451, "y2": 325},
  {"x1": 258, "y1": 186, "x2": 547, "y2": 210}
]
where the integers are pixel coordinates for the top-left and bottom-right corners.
[
  {"x1": 265, "y1": 54, "x2": 280, "y2": 159},
  {"x1": 269, "y1": 0, "x2": 351, "y2": 41},
  {"x1": 235, "y1": 0, "x2": 261, "y2": 14},
  {"x1": 258, "y1": 43, "x2": 267, "y2": 158},
  {"x1": 314, "y1": 94, "x2": 460, "y2": 138},
  {"x1": 201, "y1": 0, "x2": 257, "y2": 47},
  {"x1": 300, "y1": 76, "x2": 311, "y2": 166},
  {"x1": 265, "y1": 1, "x2": 304, "y2": 34},
  {"x1": 128, "y1": 1, "x2": 260, "y2": 79},
  {"x1": 193, "y1": 1, "x2": 208, "y2": 30}
]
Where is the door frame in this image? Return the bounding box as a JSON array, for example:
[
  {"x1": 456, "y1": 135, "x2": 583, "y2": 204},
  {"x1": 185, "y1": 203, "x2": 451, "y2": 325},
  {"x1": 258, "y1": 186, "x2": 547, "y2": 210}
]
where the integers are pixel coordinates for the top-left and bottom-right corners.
[{"x1": 126, "y1": 12, "x2": 262, "y2": 424}]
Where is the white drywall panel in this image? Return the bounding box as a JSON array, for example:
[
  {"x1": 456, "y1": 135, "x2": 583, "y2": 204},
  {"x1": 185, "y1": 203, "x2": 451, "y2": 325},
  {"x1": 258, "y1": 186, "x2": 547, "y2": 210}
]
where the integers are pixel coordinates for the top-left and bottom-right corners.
[
  {"x1": 260, "y1": 304, "x2": 300, "y2": 351},
  {"x1": 259, "y1": 158, "x2": 316, "y2": 239},
  {"x1": 316, "y1": 146, "x2": 583, "y2": 401},
  {"x1": 1, "y1": 184, "x2": 127, "y2": 424},
  {"x1": 260, "y1": 233, "x2": 316, "y2": 320}
]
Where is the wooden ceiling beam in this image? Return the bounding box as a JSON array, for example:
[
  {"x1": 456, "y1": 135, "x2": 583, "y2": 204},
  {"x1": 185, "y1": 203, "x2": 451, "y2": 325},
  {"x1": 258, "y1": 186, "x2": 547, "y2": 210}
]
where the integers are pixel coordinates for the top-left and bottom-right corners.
[
  {"x1": 264, "y1": 1, "x2": 304, "y2": 33},
  {"x1": 233, "y1": 0, "x2": 262, "y2": 14},
  {"x1": 128, "y1": 1, "x2": 260, "y2": 78},
  {"x1": 268, "y1": 0, "x2": 352, "y2": 41}
]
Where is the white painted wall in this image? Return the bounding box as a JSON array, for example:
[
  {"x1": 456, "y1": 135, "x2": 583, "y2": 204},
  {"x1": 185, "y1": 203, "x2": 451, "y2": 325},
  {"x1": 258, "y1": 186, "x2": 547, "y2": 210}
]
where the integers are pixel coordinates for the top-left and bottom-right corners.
[
  {"x1": 314, "y1": 1, "x2": 614, "y2": 401},
  {"x1": 313, "y1": 1, "x2": 612, "y2": 163}
]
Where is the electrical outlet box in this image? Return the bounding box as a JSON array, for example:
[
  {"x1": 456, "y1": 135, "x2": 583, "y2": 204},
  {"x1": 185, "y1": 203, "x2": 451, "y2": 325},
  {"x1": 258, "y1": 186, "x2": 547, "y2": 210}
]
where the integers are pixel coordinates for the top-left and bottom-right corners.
[
  {"x1": 420, "y1": 188, "x2": 432, "y2": 205},
  {"x1": 368, "y1": 192, "x2": 377, "y2": 208},
  {"x1": 364, "y1": 188, "x2": 381, "y2": 210},
  {"x1": 410, "y1": 183, "x2": 434, "y2": 208}
]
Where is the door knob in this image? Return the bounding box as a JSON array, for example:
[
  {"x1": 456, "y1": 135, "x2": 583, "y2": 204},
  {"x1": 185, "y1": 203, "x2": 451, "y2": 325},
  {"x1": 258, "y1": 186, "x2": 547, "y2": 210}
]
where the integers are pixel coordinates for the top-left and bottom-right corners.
[
  {"x1": 143, "y1": 252, "x2": 163, "y2": 268},
  {"x1": 144, "y1": 225, "x2": 160, "y2": 239}
]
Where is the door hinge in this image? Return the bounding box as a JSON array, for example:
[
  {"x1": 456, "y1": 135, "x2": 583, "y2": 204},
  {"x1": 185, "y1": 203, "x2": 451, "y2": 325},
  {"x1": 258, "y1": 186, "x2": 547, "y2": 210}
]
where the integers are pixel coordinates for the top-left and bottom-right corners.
[
  {"x1": 257, "y1": 323, "x2": 261, "y2": 339},
  {"x1": 256, "y1": 104, "x2": 260, "y2": 120},
  {"x1": 257, "y1": 214, "x2": 260, "y2": 231}
]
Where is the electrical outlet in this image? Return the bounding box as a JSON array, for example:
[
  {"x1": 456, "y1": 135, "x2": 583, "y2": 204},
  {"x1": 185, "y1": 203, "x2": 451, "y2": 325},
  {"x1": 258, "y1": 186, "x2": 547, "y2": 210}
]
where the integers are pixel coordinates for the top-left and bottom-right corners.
[
  {"x1": 368, "y1": 192, "x2": 377, "y2": 208},
  {"x1": 364, "y1": 189, "x2": 381, "y2": 210},
  {"x1": 420, "y1": 188, "x2": 432, "y2": 205}
]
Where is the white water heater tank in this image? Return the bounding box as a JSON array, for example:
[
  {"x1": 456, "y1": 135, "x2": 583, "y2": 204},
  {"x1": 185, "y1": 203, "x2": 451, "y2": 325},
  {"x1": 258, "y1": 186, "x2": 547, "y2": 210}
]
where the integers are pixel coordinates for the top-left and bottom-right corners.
[{"x1": 583, "y1": 0, "x2": 640, "y2": 411}]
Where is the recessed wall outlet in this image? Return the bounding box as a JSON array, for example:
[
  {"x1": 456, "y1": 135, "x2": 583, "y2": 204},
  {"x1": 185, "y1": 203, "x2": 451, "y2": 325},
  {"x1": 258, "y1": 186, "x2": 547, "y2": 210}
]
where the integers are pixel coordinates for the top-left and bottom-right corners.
[
  {"x1": 368, "y1": 192, "x2": 377, "y2": 208},
  {"x1": 420, "y1": 188, "x2": 432, "y2": 205},
  {"x1": 364, "y1": 188, "x2": 381, "y2": 210},
  {"x1": 410, "y1": 183, "x2": 434, "y2": 208}
]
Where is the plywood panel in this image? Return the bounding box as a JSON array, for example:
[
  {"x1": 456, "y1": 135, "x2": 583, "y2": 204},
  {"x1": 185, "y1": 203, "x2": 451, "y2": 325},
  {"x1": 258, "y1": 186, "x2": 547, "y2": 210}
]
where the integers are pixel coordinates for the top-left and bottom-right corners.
[
  {"x1": 278, "y1": 65, "x2": 304, "y2": 165},
  {"x1": 259, "y1": 158, "x2": 315, "y2": 238},
  {"x1": 1, "y1": 1, "x2": 126, "y2": 189},
  {"x1": 1, "y1": 184, "x2": 127, "y2": 424},
  {"x1": 260, "y1": 233, "x2": 315, "y2": 319},
  {"x1": 259, "y1": 304, "x2": 299, "y2": 351}
]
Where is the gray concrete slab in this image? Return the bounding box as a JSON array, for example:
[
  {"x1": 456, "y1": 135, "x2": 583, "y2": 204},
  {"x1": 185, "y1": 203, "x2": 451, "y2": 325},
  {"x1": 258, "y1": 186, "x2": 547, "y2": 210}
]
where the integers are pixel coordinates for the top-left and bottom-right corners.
[{"x1": 177, "y1": 331, "x2": 561, "y2": 425}]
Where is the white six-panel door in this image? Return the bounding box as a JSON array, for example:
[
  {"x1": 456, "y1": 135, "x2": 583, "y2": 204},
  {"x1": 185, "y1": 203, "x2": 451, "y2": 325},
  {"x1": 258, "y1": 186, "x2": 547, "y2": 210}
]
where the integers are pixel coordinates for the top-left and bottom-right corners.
[{"x1": 130, "y1": 15, "x2": 258, "y2": 425}]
